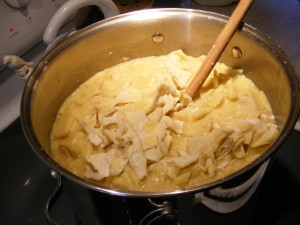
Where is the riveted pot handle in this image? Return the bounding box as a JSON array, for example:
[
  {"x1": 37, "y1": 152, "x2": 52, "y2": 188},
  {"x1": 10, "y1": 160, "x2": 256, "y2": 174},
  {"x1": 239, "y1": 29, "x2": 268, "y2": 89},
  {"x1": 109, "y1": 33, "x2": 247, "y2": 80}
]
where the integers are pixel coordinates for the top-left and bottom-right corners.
[
  {"x1": 43, "y1": 0, "x2": 120, "y2": 45},
  {"x1": 44, "y1": 170, "x2": 62, "y2": 225}
]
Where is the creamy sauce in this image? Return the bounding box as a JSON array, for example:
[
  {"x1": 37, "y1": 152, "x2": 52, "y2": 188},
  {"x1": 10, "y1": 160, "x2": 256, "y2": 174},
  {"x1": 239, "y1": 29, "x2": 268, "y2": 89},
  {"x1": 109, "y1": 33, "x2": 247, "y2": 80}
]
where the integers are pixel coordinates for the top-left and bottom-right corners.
[{"x1": 50, "y1": 50, "x2": 278, "y2": 192}]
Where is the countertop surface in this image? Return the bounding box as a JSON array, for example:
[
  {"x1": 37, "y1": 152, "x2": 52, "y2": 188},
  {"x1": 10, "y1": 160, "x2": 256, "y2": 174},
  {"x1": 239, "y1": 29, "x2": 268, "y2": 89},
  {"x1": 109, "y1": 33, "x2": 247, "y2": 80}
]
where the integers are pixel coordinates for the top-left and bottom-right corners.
[{"x1": 1, "y1": 1, "x2": 300, "y2": 225}]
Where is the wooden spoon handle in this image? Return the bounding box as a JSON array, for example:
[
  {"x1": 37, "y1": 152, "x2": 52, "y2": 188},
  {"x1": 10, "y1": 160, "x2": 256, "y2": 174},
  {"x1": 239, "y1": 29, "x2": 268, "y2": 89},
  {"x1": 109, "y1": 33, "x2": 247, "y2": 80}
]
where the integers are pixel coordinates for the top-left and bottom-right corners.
[{"x1": 186, "y1": 0, "x2": 254, "y2": 98}]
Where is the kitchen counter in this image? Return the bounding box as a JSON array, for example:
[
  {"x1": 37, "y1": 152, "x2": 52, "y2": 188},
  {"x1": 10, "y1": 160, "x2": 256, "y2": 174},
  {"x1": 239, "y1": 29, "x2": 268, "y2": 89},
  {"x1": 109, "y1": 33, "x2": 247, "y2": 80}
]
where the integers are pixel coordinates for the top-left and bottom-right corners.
[{"x1": 1, "y1": 1, "x2": 300, "y2": 225}]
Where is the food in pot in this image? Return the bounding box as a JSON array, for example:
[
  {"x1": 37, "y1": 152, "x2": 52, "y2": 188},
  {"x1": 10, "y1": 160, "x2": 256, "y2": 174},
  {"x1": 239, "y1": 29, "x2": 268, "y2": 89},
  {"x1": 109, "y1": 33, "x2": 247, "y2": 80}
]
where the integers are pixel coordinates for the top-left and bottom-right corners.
[{"x1": 50, "y1": 50, "x2": 278, "y2": 192}]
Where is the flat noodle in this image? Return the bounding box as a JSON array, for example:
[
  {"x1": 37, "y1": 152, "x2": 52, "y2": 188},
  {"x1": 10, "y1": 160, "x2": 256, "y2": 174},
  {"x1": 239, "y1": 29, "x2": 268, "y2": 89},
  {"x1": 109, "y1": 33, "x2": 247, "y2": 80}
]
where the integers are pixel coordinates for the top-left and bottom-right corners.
[{"x1": 50, "y1": 50, "x2": 278, "y2": 192}]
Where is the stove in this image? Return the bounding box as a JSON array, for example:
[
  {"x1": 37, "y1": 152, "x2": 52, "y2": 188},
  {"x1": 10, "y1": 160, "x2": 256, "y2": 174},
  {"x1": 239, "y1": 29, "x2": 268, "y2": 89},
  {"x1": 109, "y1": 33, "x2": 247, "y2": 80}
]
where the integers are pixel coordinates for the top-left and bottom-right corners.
[
  {"x1": 1, "y1": 119, "x2": 300, "y2": 225},
  {"x1": 1, "y1": 0, "x2": 300, "y2": 225}
]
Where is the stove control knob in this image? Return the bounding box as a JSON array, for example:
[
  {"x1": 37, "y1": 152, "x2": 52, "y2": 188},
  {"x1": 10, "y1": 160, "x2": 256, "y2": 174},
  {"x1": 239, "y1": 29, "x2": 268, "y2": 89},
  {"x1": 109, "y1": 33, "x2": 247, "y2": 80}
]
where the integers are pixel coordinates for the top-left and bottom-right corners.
[{"x1": 2, "y1": 0, "x2": 30, "y2": 10}]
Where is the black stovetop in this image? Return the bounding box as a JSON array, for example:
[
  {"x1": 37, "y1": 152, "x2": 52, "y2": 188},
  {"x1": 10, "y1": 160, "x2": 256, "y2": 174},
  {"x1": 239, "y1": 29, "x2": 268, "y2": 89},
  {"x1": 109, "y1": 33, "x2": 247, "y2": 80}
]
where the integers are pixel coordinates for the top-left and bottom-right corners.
[
  {"x1": 1, "y1": 1, "x2": 300, "y2": 224},
  {"x1": 1, "y1": 119, "x2": 300, "y2": 225}
]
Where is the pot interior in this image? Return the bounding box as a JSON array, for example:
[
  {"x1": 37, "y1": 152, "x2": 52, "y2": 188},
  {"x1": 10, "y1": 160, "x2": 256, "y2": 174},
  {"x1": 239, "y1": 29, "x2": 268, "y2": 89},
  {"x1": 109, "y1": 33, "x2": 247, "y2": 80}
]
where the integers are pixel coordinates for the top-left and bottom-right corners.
[{"x1": 21, "y1": 8, "x2": 299, "y2": 196}]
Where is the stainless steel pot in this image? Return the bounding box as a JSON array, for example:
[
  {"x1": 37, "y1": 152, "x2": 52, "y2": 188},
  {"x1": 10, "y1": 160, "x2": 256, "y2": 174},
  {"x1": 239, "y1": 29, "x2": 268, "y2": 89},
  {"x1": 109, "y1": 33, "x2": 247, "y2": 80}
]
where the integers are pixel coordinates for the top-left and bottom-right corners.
[{"x1": 21, "y1": 8, "x2": 299, "y2": 200}]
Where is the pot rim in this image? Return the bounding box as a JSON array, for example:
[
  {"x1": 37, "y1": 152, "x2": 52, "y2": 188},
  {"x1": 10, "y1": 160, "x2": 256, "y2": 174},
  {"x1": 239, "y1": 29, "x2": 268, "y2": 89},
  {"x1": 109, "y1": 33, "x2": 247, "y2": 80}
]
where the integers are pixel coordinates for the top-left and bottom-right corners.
[{"x1": 21, "y1": 8, "x2": 300, "y2": 198}]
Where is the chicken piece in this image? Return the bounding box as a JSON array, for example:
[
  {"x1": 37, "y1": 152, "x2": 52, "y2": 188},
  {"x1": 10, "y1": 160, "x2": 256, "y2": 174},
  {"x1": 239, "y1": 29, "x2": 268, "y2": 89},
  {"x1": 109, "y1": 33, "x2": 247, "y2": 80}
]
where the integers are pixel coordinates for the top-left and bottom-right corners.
[
  {"x1": 111, "y1": 89, "x2": 142, "y2": 107},
  {"x1": 85, "y1": 152, "x2": 110, "y2": 180},
  {"x1": 81, "y1": 121, "x2": 102, "y2": 146},
  {"x1": 144, "y1": 147, "x2": 163, "y2": 162},
  {"x1": 127, "y1": 140, "x2": 147, "y2": 180},
  {"x1": 85, "y1": 149, "x2": 128, "y2": 180},
  {"x1": 169, "y1": 150, "x2": 198, "y2": 168}
]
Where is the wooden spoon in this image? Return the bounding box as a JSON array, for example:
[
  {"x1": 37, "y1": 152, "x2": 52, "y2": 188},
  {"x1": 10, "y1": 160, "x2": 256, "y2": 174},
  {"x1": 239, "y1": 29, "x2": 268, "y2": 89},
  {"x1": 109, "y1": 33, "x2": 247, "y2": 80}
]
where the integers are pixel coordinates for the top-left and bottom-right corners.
[{"x1": 186, "y1": 0, "x2": 254, "y2": 98}]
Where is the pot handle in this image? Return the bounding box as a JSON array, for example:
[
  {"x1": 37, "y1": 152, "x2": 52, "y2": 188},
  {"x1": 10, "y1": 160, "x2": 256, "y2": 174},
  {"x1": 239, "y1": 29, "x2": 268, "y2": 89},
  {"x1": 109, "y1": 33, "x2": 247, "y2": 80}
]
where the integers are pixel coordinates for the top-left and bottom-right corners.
[
  {"x1": 138, "y1": 199, "x2": 177, "y2": 225},
  {"x1": 44, "y1": 170, "x2": 62, "y2": 225},
  {"x1": 195, "y1": 159, "x2": 270, "y2": 213},
  {"x1": 43, "y1": 0, "x2": 120, "y2": 45}
]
